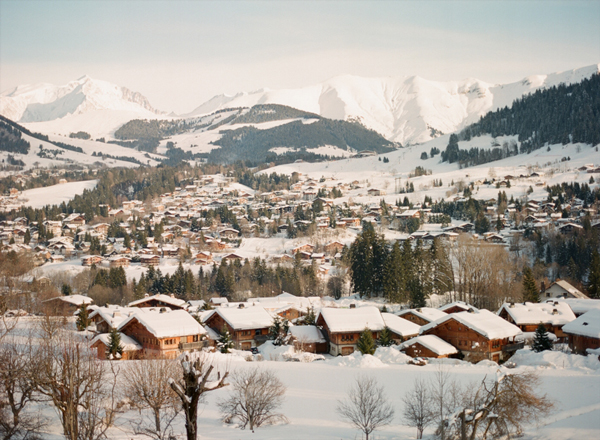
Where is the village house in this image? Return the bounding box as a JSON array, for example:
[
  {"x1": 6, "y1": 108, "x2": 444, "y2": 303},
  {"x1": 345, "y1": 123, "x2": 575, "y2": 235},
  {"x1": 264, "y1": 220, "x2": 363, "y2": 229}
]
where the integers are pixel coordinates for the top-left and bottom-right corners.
[
  {"x1": 398, "y1": 307, "x2": 447, "y2": 326},
  {"x1": 324, "y1": 241, "x2": 344, "y2": 255},
  {"x1": 381, "y1": 312, "x2": 420, "y2": 343},
  {"x1": 128, "y1": 293, "x2": 188, "y2": 310},
  {"x1": 140, "y1": 254, "x2": 160, "y2": 267},
  {"x1": 288, "y1": 325, "x2": 328, "y2": 354},
  {"x1": 117, "y1": 309, "x2": 208, "y2": 359},
  {"x1": 400, "y1": 335, "x2": 458, "y2": 359},
  {"x1": 42, "y1": 294, "x2": 94, "y2": 316},
  {"x1": 543, "y1": 279, "x2": 589, "y2": 299},
  {"x1": 317, "y1": 306, "x2": 385, "y2": 356},
  {"x1": 108, "y1": 255, "x2": 130, "y2": 268},
  {"x1": 438, "y1": 301, "x2": 475, "y2": 314},
  {"x1": 82, "y1": 255, "x2": 103, "y2": 266},
  {"x1": 561, "y1": 309, "x2": 600, "y2": 355},
  {"x1": 497, "y1": 301, "x2": 576, "y2": 341},
  {"x1": 89, "y1": 305, "x2": 140, "y2": 333},
  {"x1": 419, "y1": 309, "x2": 522, "y2": 363},
  {"x1": 203, "y1": 304, "x2": 273, "y2": 350},
  {"x1": 90, "y1": 333, "x2": 142, "y2": 360}
]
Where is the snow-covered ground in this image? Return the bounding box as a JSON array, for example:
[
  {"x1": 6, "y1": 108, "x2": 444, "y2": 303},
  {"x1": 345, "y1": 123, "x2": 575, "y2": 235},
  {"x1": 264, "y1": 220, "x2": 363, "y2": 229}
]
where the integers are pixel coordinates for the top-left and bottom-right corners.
[{"x1": 19, "y1": 179, "x2": 98, "y2": 209}]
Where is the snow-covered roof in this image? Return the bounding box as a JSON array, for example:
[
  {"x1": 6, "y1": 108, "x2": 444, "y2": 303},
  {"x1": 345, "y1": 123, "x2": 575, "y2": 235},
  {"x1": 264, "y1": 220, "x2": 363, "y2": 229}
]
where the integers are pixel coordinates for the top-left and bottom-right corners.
[
  {"x1": 89, "y1": 305, "x2": 140, "y2": 328},
  {"x1": 128, "y1": 294, "x2": 187, "y2": 309},
  {"x1": 420, "y1": 309, "x2": 522, "y2": 340},
  {"x1": 118, "y1": 309, "x2": 206, "y2": 338},
  {"x1": 562, "y1": 309, "x2": 600, "y2": 339},
  {"x1": 438, "y1": 301, "x2": 474, "y2": 313},
  {"x1": 215, "y1": 305, "x2": 273, "y2": 330},
  {"x1": 91, "y1": 332, "x2": 142, "y2": 351},
  {"x1": 401, "y1": 335, "x2": 458, "y2": 356},
  {"x1": 43, "y1": 294, "x2": 93, "y2": 306},
  {"x1": 319, "y1": 306, "x2": 385, "y2": 333},
  {"x1": 498, "y1": 302, "x2": 576, "y2": 326},
  {"x1": 381, "y1": 312, "x2": 420, "y2": 337},
  {"x1": 547, "y1": 280, "x2": 588, "y2": 299},
  {"x1": 398, "y1": 307, "x2": 447, "y2": 322},
  {"x1": 546, "y1": 298, "x2": 600, "y2": 315},
  {"x1": 289, "y1": 325, "x2": 325, "y2": 343}
]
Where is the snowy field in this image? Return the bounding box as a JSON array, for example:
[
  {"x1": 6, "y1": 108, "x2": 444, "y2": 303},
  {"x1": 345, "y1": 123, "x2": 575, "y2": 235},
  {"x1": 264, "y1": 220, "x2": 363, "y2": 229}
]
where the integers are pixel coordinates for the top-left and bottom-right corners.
[{"x1": 19, "y1": 179, "x2": 98, "y2": 208}]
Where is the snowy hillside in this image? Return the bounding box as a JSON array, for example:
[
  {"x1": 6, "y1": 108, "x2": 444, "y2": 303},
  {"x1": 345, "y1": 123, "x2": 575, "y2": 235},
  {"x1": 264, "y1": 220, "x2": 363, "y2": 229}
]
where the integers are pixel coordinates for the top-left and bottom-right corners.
[
  {"x1": 0, "y1": 76, "x2": 165, "y2": 138},
  {"x1": 187, "y1": 64, "x2": 600, "y2": 145}
]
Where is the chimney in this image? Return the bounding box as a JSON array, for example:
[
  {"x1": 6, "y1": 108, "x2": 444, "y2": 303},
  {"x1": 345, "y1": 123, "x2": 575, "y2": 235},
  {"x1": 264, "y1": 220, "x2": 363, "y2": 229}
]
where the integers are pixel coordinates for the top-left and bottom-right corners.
[
  {"x1": 170, "y1": 294, "x2": 175, "y2": 298},
  {"x1": 113, "y1": 311, "x2": 121, "y2": 317},
  {"x1": 552, "y1": 309, "x2": 558, "y2": 315},
  {"x1": 144, "y1": 293, "x2": 149, "y2": 298},
  {"x1": 417, "y1": 308, "x2": 422, "y2": 313},
  {"x1": 509, "y1": 302, "x2": 515, "y2": 308},
  {"x1": 238, "y1": 303, "x2": 245, "y2": 309},
  {"x1": 349, "y1": 304, "x2": 356, "y2": 309},
  {"x1": 468, "y1": 308, "x2": 475, "y2": 313},
  {"x1": 160, "y1": 307, "x2": 167, "y2": 313}
]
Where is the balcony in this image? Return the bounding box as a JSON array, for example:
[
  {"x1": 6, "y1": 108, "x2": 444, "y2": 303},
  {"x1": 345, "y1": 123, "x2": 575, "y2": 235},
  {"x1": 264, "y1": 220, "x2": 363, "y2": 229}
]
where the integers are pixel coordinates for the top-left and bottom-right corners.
[
  {"x1": 502, "y1": 342, "x2": 525, "y2": 353},
  {"x1": 179, "y1": 340, "x2": 209, "y2": 351}
]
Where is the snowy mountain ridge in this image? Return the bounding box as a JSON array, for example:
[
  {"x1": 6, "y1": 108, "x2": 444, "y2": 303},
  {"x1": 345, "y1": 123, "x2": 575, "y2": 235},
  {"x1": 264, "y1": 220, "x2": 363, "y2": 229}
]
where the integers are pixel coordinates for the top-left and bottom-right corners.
[
  {"x1": 0, "y1": 75, "x2": 161, "y2": 124},
  {"x1": 187, "y1": 64, "x2": 600, "y2": 146}
]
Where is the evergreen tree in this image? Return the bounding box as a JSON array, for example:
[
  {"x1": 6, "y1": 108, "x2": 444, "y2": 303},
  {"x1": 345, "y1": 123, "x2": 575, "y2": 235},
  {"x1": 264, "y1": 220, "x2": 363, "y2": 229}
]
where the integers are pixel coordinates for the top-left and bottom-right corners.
[
  {"x1": 356, "y1": 327, "x2": 376, "y2": 355},
  {"x1": 522, "y1": 266, "x2": 539, "y2": 303},
  {"x1": 269, "y1": 316, "x2": 289, "y2": 346},
  {"x1": 61, "y1": 283, "x2": 72, "y2": 296},
  {"x1": 107, "y1": 327, "x2": 123, "y2": 359},
  {"x1": 76, "y1": 302, "x2": 90, "y2": 331},
  {"x1": 587, "y1": 251, "x2": 600, "y2": 299},
  {"x1": 532, "y1": 323, "x2": 553, "y2": 352},
  {"x1": 218, "y1": 325, "x2": 234, "y2": 353},
  {"x1": 378, "y1": 326, "x2": 394, "y2": 347},
  {"x1": 304, "y1": 306, "x2": 316, "y2": 326},
  {"x1": 24, "y1": 229, "x2": 31, "y2": 244}
]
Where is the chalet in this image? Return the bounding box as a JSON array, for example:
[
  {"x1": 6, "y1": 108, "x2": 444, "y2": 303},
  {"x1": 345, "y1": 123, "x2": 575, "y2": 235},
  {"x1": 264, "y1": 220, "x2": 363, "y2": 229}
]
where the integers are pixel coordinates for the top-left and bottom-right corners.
[
  {"x1": 400, "y1": 335, "x2": 458, "y2": 359},
  {"x1": 140, "y1": 255, "x2": 160, "y2": 267},
  {"x1": 203, "y1": 304, "x2": 272, "y2": 350},
  {"x1": 293, "y1": 244, "x2": 315, "y2": 255},
  {"x1": 317, "y1": 306, "x2": 385, "y2": 356},
  {"x1": 219, "y1": 228, "x2": 240, "y2": 240},
  {"x1": 543, "y1": 280, "x2": 589, "y2": 300},
  {"x1": 128, "y1": 293, "x2": 187, "y2": 310},
  {"x1": 288, "y1": 325, "x2": 327, "y2": 353},
  {"x1": 194, "y1": 251, "x2": 213, "y2": 265},
  {"x1": 545, "y1": 298, "x2": 600, "y2": 317},
  {"x1": 82, "y1": 255, "x2": 103, "y2": 266},
  {"x1": 438, "y1": 301, "x2": 475, "y2": 314},
  {"x1": 161, "y1": 245, "x2": 180, "y2": 257},
  {"x1": 381, "y1": 312, "x2": 420, "y2": 342},
  {"x1": 397, "y1": 209, "x2": 421, "y2": 220},
  {"x1": 367, "y1": 188, "x2": 386, "y2": 196},
  {"x1": 118, "y1": 309, "x2": 208, "y2": 359},
  {"x1": 419, "y1": 309, "x2": 522, "y2": 363},
  {"x1": 42, "y1": 294, "x2": 93, "y2": 316},
  {"x1": 497, "y1": 301, "x2": 576, "y2": 341},
  {"x1": 324, "y1": 241, "x2": 344, "y2": 255},
  {"x1": 209, "y1": 297, "x2": 229, "y2": 306},
  {"x1": 222, "y1": 253, "x2": 243, "y2": 263},
  {"x1": 562, "y1": 309, "x2": 600, "y2": 355},
  {"x1": 398, "y1": 307, "x2": 447, "y2": 326},
  {"x1": 108, "y1": 255, "x2": 130, "y2": 268},
  {"x1": 89, "y1": 305, "x2": 140, "y2": 333},
  {"x1": 558, "y1": 223, "x2": 584, "y2": 234},
  {"x1": 90, "y1": 333, "x2": 142, "y2": 360}
]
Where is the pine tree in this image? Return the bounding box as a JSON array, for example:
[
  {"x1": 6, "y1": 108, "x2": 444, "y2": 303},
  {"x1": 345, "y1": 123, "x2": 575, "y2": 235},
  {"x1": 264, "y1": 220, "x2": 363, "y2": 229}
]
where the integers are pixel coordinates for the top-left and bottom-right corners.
[
  {"x1": 378, "y1": 326, "x2": 394, "y2": 347},
  {"x1": 532, "y1": 323, "x2": 552, "y2": 352},
  {"x1": 218, "y1": 325, "x2": 234, "y2": 353},
  {"x1": 61, "y1": 283, "x2": 72, "y2": 296},
  {"x1": 304, "y1": 306, "x2": 316, "y2": 326},
  {"x1": 76, "y1": 302, "x2": 90, "y2": 331},
  {"x1": 269, "y1": 316, "x2": 289, "y2": 346},
  {"x1": 522, "y1": 266, "x2": 539, "y2": 302},
  {"x1": 356, "y1": 327, "x2": 376, "y2": 355},
  {"x1": 587, "y1": 251, "x2": 600, "y2": 299},
  {"x1": 107, "y1": 327, "x2": 123, "y2": 359}
]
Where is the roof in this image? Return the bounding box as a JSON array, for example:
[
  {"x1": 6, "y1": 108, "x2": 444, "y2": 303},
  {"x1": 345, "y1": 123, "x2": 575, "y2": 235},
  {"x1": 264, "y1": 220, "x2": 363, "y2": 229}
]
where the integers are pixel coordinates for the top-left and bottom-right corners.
[
  {"x1": 43, "y1": 294, "x2": 93, "y2": 306},
  {"x1": 401, "y1": 335, "x2": 458, "y2": 356},
  {"x1": 562, "y1": 309, "x2": 600, "y2": 339},
  {"x1": 546, "y1": 298, "x2": 600, "y2": 315},
  {"x1": 118, "y1": 309, "x2": 206, "y2": 338},
  {"x1": 420, "y1": 309, "x2": 522, "y2": 340},
  {"x1": 546, "y1": 280, "x2": 589, "y2": 299},
  {"x1": 438, "y1": 301, "x2": 474, "y2": 313},
  {"x1": 381, "y1": 313, "x2": 421, "y2": 337},
  {"x1": 128, "y1": 294, "x2": 187, "y2": 309},
  {"x1": 498, "y1": 302, "x2": 576, "y2": 326},
  {"x1": 398, "y1": 307, "x2": 447, "y2": 322},
  {"x1": 214, "y1": 305, "x2": 273, "y2": 331},
  {"x1": 289, "y1": 325, "x2": 325, "y2": 343},
  {"x1": 89, "y1": 305, "x2": 140, "y2": 328},
  {"x1": 318, "y1": 306, "x2": 385, "y2": 333},
  {"x1": 91, "y1": 332, "x2": 142, "y2": 351}
]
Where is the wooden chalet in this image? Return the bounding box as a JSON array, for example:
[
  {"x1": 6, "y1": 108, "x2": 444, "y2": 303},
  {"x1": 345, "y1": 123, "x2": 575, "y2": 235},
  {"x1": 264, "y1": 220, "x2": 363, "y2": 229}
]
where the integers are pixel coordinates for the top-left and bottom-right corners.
[
  {"x1": 317, "y1": 306, "x2": 385, "y2": 356},
  {"x1": 324, "y1": 241, "x2": 344, "y2": 255},
  {"x1": 419, "y1": 309, "x2": 522, "y2": 363},
  {"x1": 400, "y1": 335, "x2": 458, "y2": 359},
  {"x1": 89, "y1": 305, "x2": 140, "y2": 333},
  {"x1": 42, "y1": 294, "x2": 93, "y2": 316},
  {"x1": 203, "y1": 304, "x2": 272, "y2": 350},
  {"x1": 438, "y1": 301, "x2": 475, "y2": 314},
  {"x1": 90, "y1": 333, "x2": 142, "y2": 360},
  {"x1": 381, "y1": 312, "x2": 420, "y2": 343},
  {"x1": 497, "y1": 301, "x2": 576, "y2": 340},
  {"x1": 128, "y1": 293, "x2": 187, "y2": 310},
  {"x1": 543, "y1": 279, "x2": 589, "y2": 300},
  {"x1": 140, "y1": 255, "x2": 160, "y2": 267},
  {"x1": 562, "y1": 309, "x2": 600, "y2": 355},
  {"x1": 289, "y1": 325, "x2": 327, "y2": 353},
  {"x1": 82, "y1": 255, "x2": 103, "y2": 266},
  {"x1": 398, "y1": 307, "x2": 447, "y2": 326},
  {"x1": 116, "y1": 309, "x2": 207, "y2": 359},
  {"x1": 108, "y1": 255, "x2": 130, "y2": 268}
]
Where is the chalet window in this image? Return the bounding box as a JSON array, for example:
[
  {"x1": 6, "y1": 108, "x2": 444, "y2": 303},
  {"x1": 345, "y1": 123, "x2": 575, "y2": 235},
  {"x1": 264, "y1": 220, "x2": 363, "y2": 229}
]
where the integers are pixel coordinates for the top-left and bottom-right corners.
[
  {"x1": 193, "y1": 335, "x2": 199, "y2": 342},
  {"x1": 255, "y1": 329, "x2": 261, "y2": 336}
]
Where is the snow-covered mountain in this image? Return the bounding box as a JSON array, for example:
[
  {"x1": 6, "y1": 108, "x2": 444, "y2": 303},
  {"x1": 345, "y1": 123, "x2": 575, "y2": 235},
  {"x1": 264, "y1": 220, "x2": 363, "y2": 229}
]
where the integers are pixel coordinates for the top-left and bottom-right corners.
[
  {"x1": 186, "y1": 64, "x2": 600, "y2": 145},
  {"x1": 0, "y1": 76, "x2": 163, "y2": 137}
]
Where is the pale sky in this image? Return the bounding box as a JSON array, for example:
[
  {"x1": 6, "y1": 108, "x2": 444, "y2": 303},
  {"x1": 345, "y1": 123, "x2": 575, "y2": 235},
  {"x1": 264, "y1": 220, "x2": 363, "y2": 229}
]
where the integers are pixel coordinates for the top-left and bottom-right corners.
[{"x1": 1, "y1": 0, "x2": 599, "y2": 114}]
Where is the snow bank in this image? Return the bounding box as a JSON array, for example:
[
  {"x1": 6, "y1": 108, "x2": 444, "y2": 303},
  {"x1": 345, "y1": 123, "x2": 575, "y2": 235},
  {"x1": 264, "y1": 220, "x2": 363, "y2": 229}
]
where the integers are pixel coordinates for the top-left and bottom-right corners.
[{"x1": 510, "y1": 348, "x2": 600, "y2": 371}]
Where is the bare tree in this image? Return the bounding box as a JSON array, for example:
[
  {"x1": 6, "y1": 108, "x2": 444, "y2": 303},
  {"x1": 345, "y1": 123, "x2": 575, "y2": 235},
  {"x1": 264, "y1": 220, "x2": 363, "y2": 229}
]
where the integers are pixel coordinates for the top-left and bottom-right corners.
[
  {"x1": 218, "y1": 368, "x2": 287, "y2": 432},
  {"x1": 0, "y1": 335, "x2": 46, "y2": 440},
  {"x1": 35, "y1": 335, "x2": 122, "y2": 440},
  {"x1": 168, "y1": 352, "x2": 228, "y2": 440},
  {"x1": 444, "y1": 371, "x2": 553, "y2": 440},
  {"x1": 336, "y1": 376, "x2": 394, "y2": 440},
  {"x1": 402, "y1": 377, "x2": 435, "y2": 439},
  {"x1": 123, "y1": 358, "x2": 180, "y2": 440}
]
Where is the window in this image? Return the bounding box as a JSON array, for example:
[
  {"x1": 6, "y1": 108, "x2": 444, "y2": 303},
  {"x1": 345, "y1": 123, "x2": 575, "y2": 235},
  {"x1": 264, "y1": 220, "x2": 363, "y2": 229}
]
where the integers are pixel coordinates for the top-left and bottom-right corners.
[
  {"x1": 193, "y1": 335, "x2": 199, "y2": 342},
  {"x1": 255, "y1": 329, "x2": 261, "y2": 336}
]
